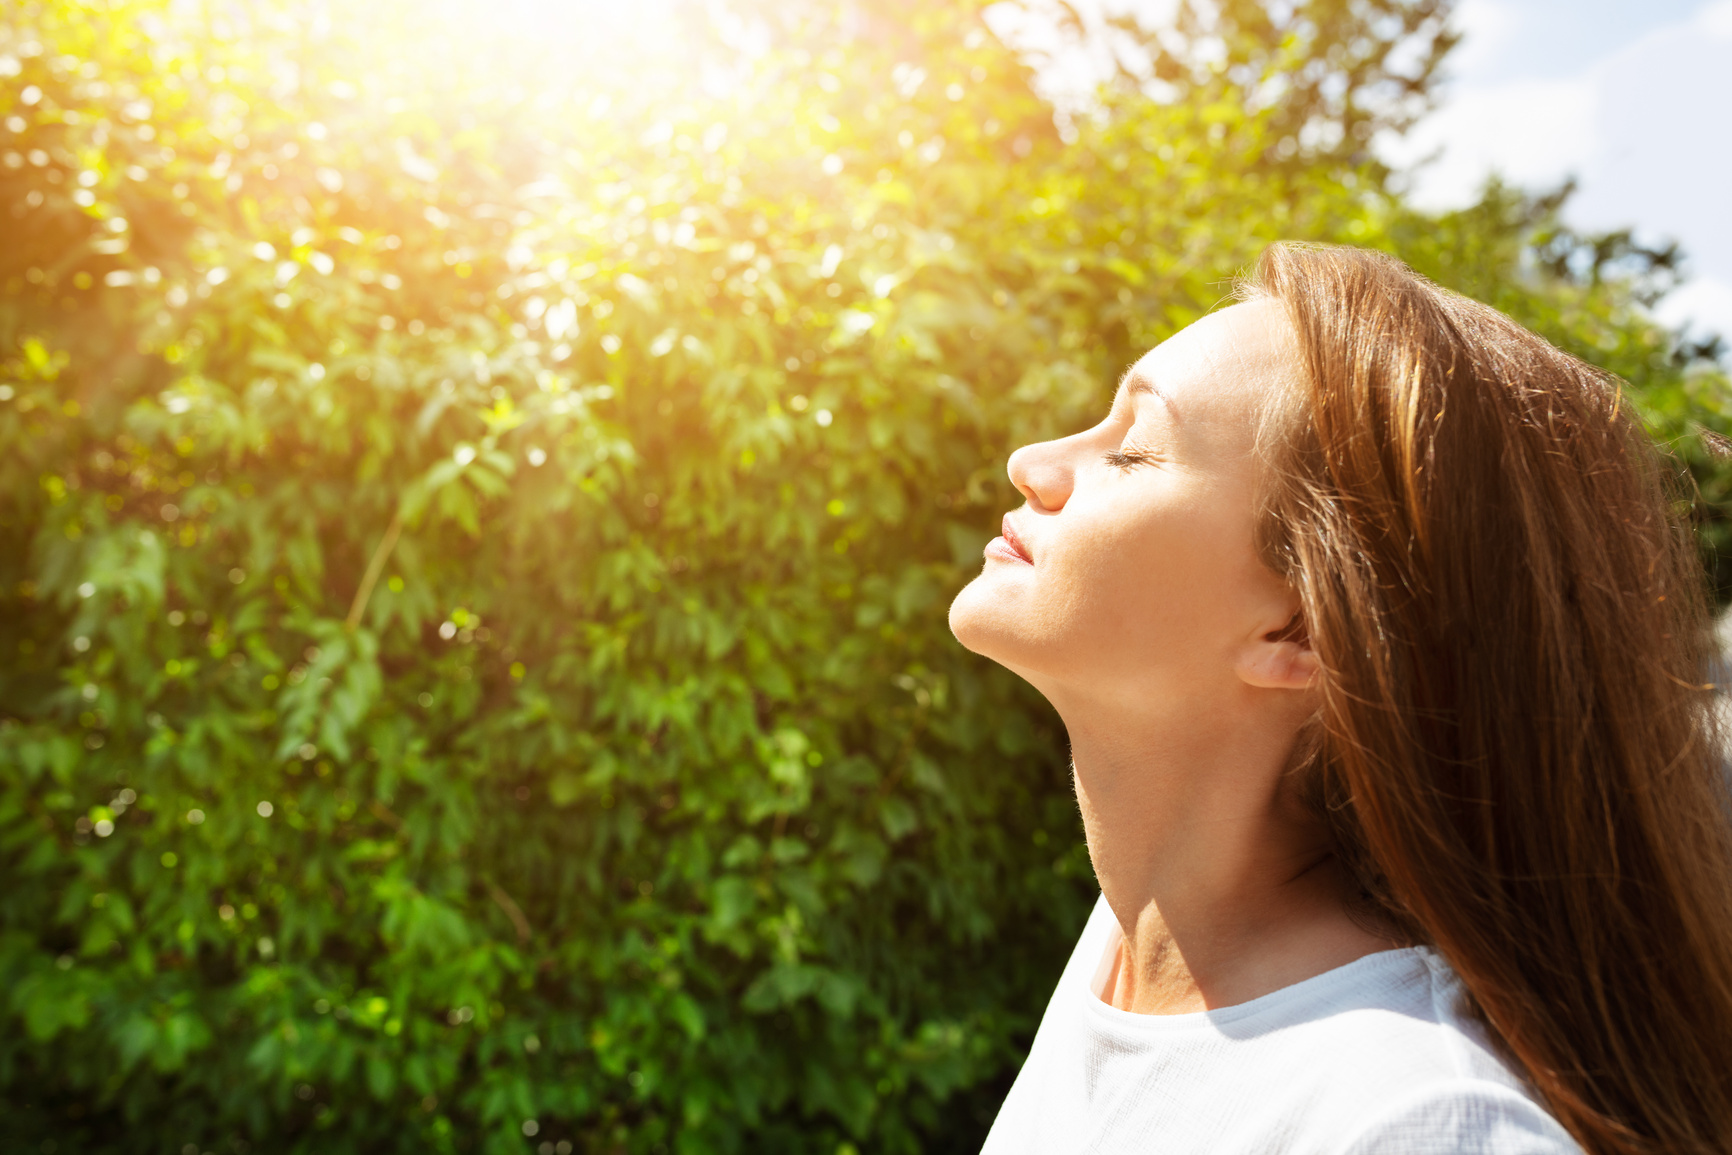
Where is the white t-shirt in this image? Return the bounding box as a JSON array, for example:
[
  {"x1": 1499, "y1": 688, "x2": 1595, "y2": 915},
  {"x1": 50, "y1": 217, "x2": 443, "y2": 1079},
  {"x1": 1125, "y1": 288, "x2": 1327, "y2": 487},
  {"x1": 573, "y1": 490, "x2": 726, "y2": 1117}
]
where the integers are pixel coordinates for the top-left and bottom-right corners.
[{"x1": 981, "y1": 895, "x2": 1581, "y2": 1154}]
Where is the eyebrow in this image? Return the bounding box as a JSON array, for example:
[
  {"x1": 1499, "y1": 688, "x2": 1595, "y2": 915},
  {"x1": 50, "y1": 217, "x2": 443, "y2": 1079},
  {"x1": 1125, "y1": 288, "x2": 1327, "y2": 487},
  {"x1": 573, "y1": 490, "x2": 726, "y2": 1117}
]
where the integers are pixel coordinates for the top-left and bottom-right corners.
[{"x1": 1117, "y1": 367, "x2": 1176, "y2": 418}]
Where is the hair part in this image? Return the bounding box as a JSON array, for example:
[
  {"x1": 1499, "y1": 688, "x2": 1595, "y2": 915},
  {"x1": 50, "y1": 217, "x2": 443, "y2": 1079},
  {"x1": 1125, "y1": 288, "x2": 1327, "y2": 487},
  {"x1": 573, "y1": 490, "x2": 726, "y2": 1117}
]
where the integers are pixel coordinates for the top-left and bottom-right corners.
[{"x1": 1240, "y1": 242, "x2": 1732, "y2": 1155}]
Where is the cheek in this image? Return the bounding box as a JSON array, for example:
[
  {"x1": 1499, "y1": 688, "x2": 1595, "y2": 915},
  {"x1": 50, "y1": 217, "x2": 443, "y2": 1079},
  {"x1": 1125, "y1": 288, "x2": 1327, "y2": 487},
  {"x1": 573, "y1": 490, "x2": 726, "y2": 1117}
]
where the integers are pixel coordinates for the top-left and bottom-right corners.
[{"x1": 1052, "y1": 497, "x2": 1232, "y2": 639}]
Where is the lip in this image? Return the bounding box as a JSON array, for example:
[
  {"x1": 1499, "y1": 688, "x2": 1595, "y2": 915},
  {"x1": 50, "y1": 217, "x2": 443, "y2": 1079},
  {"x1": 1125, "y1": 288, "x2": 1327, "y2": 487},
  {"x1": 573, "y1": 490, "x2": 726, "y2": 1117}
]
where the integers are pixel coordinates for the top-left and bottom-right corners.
[{"x1": 985, "y1": 514, "x2": 1034, "y2": 565}]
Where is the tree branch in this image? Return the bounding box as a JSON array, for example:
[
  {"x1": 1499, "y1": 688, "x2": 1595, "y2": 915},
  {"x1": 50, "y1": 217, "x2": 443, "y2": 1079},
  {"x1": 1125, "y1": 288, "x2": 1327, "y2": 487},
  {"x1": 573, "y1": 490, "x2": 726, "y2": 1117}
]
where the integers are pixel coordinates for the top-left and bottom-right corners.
[{"x1": 344, "y1": 509, "x2": 404, "y2": 632}]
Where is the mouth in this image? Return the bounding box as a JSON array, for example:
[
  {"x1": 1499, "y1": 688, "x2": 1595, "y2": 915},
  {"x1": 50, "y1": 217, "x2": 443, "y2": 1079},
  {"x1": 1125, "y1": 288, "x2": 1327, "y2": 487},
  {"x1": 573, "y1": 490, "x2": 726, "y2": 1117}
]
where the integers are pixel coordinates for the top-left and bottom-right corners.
[{"x1": 984, "y1": 513, "x2": 1034, "y2": 565}]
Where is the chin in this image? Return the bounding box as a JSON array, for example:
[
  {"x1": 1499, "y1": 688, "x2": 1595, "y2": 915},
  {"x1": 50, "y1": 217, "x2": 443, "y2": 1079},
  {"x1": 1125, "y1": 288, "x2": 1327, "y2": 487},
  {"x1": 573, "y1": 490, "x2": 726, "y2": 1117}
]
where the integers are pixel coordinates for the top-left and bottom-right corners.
[
  {"x1": 950, "y1": 568, "x2": 1137, "y2": 698},
  {"x1": 949, "y1": 568, "x2": 1044, "y2": 670},
  {"x1": 948, "y1": 577, "x2": 991, "y2": 655}
]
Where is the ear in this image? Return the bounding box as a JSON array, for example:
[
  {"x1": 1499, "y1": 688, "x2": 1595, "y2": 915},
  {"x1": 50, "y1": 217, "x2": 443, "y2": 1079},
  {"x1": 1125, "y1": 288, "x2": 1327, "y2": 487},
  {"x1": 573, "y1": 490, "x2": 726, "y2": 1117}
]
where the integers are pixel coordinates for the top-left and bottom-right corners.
[{"x1": 1235, "y1": 610, "x2": 1319, "y2": 691}]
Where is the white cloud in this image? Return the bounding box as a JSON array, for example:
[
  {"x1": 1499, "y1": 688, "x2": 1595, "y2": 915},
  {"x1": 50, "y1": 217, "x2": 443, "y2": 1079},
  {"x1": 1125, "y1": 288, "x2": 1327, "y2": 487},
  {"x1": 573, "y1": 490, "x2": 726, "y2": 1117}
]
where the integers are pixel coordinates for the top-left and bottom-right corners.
[
  {"x1": 1704, "y1": 0, "x2": 1732, "y2": 36},
  {"x1": 1444, "y1": 0, "x2": 1521, "y2": 77},
  {"x1": 1385, "y1": 0, "x2": 1732, "y2": 340},
  {"x1": 1382, "y1": 76, "x2": 1598, "y2": 210},
  {"x1": 1655, "y1": 277, "x2": 1732, "y2": 346}
]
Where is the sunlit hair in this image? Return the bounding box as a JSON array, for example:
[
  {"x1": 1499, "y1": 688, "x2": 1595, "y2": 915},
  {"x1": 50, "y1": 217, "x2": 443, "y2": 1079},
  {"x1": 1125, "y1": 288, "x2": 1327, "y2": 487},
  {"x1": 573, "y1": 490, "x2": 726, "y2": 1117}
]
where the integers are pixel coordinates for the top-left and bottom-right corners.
[{"x1": 1241, "y1": 242, "x2": 1732, "y2": 1155}]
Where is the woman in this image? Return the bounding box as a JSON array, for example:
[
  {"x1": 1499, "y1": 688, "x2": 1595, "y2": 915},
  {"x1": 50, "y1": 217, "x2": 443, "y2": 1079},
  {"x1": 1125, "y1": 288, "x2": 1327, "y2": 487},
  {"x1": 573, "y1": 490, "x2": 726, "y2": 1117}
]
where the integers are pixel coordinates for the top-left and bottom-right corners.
[{"x1": 951, "y1": 243, "x2": 1732, "y2": 1154}]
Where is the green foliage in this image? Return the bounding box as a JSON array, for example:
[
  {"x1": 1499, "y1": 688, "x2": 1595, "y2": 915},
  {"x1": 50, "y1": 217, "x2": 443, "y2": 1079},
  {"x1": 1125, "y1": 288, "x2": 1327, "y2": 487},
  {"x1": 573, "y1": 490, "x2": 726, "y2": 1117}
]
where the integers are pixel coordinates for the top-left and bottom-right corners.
[{"x1": 0, "y1": 1, "x2": 1725, "y2": 1153}]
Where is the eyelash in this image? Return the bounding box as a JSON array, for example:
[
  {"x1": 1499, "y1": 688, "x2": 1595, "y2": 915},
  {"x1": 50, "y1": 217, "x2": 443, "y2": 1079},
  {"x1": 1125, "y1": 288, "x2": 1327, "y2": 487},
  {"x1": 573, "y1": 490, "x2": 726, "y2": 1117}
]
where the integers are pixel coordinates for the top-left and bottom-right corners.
[{"x1": 1104, "y1": 448, "x2": 1159, "y2": 470}]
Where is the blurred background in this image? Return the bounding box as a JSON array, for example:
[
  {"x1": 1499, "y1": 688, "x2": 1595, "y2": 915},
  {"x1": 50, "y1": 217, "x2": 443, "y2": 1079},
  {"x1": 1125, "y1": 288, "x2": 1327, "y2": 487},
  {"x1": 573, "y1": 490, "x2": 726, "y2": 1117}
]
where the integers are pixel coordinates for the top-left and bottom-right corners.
[
  {"x1": 1386, "y1": 0, "x2": 1732, "y2": 339},
  {"x1": 2, "y1": 1, "x2": 1729, "y2": 1153}
]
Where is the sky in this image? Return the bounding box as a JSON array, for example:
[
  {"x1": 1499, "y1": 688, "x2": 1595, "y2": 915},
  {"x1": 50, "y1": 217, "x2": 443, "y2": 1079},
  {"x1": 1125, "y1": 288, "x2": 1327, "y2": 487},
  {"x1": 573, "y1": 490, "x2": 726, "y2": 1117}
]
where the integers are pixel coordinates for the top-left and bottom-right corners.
[
  {"x1": 1379, "y1": 0, "x2": 1732, "y2": 344},
  {"x1": 991, "y1": 0, "x2": 1732, "y2": 346}
]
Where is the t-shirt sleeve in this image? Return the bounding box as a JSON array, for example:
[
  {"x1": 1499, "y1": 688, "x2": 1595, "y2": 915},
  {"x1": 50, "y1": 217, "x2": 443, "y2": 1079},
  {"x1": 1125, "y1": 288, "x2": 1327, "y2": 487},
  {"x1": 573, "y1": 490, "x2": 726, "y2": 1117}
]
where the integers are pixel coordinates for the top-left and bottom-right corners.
[{"x1": 1335, "y1": 1080, "x2": 1583, "y2": 1155}]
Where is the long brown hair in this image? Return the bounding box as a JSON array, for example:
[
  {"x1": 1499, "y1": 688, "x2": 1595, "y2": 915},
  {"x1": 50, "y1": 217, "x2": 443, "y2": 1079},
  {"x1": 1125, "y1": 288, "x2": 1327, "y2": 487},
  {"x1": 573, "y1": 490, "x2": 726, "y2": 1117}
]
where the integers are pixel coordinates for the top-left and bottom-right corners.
[{"x1": 1243, "y1": 242, "x2": 1732, "y2": 1154}]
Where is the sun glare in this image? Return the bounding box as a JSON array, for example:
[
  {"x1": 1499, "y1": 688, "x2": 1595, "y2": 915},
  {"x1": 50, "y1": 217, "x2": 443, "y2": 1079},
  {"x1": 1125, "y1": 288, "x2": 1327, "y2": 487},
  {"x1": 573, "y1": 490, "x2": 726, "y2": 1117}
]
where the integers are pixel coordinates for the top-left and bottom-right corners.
[{"x1": 400, "y1": 0, "x2": 718, "y2": 106}]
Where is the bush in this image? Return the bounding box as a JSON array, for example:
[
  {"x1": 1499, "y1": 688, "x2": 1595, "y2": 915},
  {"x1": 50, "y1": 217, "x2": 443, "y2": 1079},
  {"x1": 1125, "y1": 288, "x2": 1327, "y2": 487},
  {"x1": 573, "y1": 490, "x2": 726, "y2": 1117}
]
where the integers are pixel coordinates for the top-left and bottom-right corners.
[{"x1": 1, "y1": 1, "x2": 1724, "y2": 1152}]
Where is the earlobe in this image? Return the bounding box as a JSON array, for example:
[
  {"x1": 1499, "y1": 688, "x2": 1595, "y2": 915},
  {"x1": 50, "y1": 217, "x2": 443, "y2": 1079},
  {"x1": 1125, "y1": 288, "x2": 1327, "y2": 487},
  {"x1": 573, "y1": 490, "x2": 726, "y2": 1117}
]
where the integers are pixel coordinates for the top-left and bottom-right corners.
[
  {"x1": 1236, "y1": 612, "x2": 1319, "y2": 690},
  {"x1": 1237, "y1": 639, "x2": 1320, "y2": 690}
]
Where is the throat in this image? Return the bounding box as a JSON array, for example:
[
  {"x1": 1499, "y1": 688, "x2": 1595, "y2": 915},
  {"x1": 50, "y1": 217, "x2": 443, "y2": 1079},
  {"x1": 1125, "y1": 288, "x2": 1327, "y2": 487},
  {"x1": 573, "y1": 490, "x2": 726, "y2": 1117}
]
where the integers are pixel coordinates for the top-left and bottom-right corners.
[{"x1": 1092, "y1": 910, "x2": 1209, "y2": 1015}]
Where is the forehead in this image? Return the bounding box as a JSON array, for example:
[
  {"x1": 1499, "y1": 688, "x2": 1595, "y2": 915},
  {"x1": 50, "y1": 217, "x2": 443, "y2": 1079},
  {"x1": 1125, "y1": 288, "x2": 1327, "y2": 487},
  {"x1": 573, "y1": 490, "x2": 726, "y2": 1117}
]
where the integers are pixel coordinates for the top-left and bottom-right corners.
[{"x1": 1119, "y1": 300, "x2": 1296, "y2": 428}]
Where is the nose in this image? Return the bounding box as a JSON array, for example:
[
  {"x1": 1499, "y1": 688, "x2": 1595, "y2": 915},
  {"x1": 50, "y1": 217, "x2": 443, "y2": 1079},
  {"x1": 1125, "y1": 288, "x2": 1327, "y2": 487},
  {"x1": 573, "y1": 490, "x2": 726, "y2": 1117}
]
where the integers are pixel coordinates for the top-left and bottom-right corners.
[{"x1": 1007, "y1": 438, "x2": 1075, "y2": 513}]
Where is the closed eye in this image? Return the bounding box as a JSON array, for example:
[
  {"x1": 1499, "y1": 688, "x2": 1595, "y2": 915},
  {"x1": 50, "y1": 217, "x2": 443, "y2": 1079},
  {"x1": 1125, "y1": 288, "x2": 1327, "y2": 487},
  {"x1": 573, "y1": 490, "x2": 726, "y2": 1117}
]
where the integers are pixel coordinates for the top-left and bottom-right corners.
[{"x1": 1104, "y1": 448, "x2": 1159, "y2": 470}]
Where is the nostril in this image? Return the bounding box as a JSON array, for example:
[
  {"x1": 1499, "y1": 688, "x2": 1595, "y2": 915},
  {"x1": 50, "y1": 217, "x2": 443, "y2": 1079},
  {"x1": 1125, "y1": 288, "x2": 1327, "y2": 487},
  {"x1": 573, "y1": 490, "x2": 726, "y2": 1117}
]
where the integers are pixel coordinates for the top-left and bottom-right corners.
[
  {"x1": 1007, "y1": 441, "x2": 1074, "y2": 513},
  {"x1": 1025, "y1": 474, "x2": 1072, "y2": 514}
]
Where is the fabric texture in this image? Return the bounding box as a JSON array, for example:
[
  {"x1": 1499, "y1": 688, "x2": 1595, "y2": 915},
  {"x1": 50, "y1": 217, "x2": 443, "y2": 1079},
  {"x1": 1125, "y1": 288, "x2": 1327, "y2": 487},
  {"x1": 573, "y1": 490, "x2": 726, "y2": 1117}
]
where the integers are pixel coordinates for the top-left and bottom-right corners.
[{"x1": 981, "y1": 895, "x2": 1581, "y2": 1154}]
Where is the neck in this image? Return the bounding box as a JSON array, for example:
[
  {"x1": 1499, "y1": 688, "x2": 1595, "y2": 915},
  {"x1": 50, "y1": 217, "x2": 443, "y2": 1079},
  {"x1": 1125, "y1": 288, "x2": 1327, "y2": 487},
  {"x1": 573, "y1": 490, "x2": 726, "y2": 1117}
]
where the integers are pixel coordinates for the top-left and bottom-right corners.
[{"x1": 1053, "y1": 685, "x2": 1396, "y2": 1015}]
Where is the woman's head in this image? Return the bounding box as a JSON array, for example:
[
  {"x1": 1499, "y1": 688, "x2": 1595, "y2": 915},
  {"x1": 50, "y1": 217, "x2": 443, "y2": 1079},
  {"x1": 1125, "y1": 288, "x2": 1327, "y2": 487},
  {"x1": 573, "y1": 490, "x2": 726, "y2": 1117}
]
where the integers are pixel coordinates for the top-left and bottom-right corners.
[
  {"x1": 947, "y1": 298, "x2": 1319, "y2": 713},
  {"x1": 956, "y1": 241, "x2": 1732, "y2": 1154}
]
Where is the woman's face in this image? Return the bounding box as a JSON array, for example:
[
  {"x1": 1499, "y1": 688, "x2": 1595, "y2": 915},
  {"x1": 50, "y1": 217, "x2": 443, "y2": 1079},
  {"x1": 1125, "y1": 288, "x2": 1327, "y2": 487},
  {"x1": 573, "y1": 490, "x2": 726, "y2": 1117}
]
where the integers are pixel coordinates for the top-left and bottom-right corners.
[{"x1": 949, "y1": 300, "x2": 1303, "y2": 708}]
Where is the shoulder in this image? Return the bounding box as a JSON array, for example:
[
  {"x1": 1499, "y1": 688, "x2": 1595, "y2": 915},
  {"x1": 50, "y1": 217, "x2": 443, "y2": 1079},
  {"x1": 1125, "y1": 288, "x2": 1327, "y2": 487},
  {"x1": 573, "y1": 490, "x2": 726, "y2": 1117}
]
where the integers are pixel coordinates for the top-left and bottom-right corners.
[
  {"x1": 1289, "y1": 947, "x2": 1525, "y2": 1086},
  {"x1": 1261, "y1": 948, "x2": 1577, "y2": 1152},
  {"x1": 1332, "y1": 1080, "x2": 1582, "y2": 1154}
]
